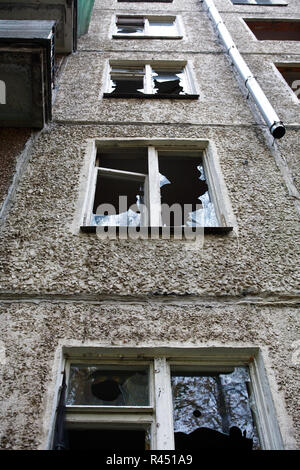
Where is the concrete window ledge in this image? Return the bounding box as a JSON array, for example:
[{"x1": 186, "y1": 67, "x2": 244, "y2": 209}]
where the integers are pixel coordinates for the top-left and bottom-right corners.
[
  {"x1": 80, "y1": 226, "x2": 233, "y2": 236},
  {"x1": 103, "y1": 93, "x2": 199, "y2": 100}
]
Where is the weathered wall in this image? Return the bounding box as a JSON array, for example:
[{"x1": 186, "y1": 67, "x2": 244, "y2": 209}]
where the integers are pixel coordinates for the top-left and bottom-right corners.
[
  {"x1": 0, "y1": 0, "x2": 299, "y2": 450},
  {"x1": 0, "y1": 128, "x2": 32, "y2": 207},
  {"x1": 0, "y1": 301, "x2": 298, "y2": 449}
]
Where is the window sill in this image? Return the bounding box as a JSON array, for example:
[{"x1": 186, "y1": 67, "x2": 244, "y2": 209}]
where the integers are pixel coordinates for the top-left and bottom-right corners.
[
  {"x1": 80, "y1": 226, "x2": 233, "y2": 236},
  {"x1": 112, "y1": 35, "x2": 183, "y2": 40},
  {"x1": 103, "y1": 93, "x2": 199, "y2": 100}
]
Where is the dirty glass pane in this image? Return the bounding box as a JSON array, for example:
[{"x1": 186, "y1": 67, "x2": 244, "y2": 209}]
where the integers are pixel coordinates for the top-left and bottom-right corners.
[
  {"x1": 109, "y1": 67, "x2": 145, "y2": 94},
  {"x1": 116, "y1": 17, "x2": 145, "y2": 35},
  {"x1": 152, "y1": 69, "x2": 187, "y2": 95},
  {"x1": 67, "y1": 365, "x2": 149, "y2": 406},
  {"x1": 158, "y1": 154, "x2": 218, "y2": 227},
  {"x1": 148, "y1": 20, "x2": 177, "y2": 36},
  {"x1": 171, "y1": 367, "x2": 260, "y2": 449}
]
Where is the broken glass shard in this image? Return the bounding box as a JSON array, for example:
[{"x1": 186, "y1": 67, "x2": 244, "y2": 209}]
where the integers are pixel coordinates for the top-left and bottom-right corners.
[
  {"x1": 152, "y1": 70, "x2": 185, "y2": 95},
  {"x1": 67, "y1": 365, "x2": 149, "y2": 406},
  {"x1": 171, "y1": 367, "x2": 260, "y2": 449}
]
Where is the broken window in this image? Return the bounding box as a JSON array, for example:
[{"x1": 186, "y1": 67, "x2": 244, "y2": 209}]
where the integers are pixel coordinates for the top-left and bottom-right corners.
[
  {"x1": 67, "y1": 364, "x2": 149, "y2": 406},
  {"x1": 171, "y1": 367, "x2": 260, "y2": 450},
  {"x1": 232, "y1": 0, "x2": 287, "y2": 5},
  {"x1": 245, "y1": 19, "x2": 300, "y2": 41},
  {"x1": 105, "y1": 62, "x2": 197, "y2": 98},
  {"x1": 276, "y1": 64, "x2": 300, "y2": 99},
  {"x1": 85, "y1": 145, "x2": 219, "y2": 229},
  {"x1": 114, "y1": 16, "x2": 180, "y2": 38},
  {"x1": 52, "y1": 351, "x2": 281, "y2": 450}
]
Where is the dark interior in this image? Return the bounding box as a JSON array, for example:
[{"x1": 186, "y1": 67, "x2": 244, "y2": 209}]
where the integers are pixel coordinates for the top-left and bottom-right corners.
[
  {"x1": 66, "y1": 429, "x2": 146, "y2": 450},
  {"x1": 245, "y1": 20, "x2": 300, "y2": 41}
]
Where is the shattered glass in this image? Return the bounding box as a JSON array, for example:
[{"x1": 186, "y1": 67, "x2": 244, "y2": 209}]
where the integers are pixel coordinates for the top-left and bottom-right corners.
[
  {"x1": 171, "y1": 367, "x2": 260, "y2": 449},
  {"x1": 152, "y1": 69, "x2": 187, "y2": 95},
  {"x1": 92, "y1": 171, "x2": 145, "y2": 226},
  {"x1": 109, "y1": 67, "x2": 145, "y2": 94},
  {"x1": 67, "y1": 365, "x2": 149, "y2": 406},
  {"x1": 159, "y1": 156, "x2": 219, "y2": 227}
]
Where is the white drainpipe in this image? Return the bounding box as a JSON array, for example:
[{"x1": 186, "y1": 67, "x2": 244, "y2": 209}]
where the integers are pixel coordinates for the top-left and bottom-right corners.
[{"x1": 203, "y1": 0, "x2": 286, "y2": 139}]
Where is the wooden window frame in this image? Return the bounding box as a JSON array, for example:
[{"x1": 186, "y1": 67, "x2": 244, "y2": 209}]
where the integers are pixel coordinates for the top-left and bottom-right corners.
[
  {"x1": 50, "y1": 346, "x2": 285, "y2": 450},
  {"x1": 79, "y1": 139, "x2": 236, "y2": 234}
]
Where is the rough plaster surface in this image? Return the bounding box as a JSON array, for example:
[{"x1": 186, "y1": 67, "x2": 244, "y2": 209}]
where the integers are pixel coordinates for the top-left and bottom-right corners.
[
  {"x1": 0, "y1": 128, "x2": 32, "y2": 207},
  {"x1": 0, "y1": 124, "x2": 299, "y2": 297},
  {"x1": 0, "y1": 301, "x2": 298, "y2": 449}
]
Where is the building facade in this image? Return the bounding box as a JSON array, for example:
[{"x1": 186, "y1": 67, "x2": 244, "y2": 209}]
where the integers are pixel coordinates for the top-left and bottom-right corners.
[{"x1": 0, "y1": 0, "x2": 299, "y2": 451}]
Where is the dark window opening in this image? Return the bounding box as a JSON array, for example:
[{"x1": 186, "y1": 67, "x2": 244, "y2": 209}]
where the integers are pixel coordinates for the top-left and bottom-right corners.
[
  {"x1": 92, "y1": 148, "x2": 148, "y2": 227},
  {"x1": 245, "y1": 19, "x2": 300, "y2": 41},
  {"x1": 276, "y1": 65, "x2": 300, "y2": 98},
  {"x1": 66, "y1": 429, "x2": 147, "y2": 450},
  {"x1": 153, "y1": 70, "x2": 185, "y2": 95},
  {"x1": 158, "y1": 152, "x2": 218, "y2": 227}
]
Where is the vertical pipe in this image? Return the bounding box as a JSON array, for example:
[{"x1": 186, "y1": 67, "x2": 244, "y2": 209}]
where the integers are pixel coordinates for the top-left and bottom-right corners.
[{"x1": 203, "y1": 0, "x2": 285, "y2": 139}]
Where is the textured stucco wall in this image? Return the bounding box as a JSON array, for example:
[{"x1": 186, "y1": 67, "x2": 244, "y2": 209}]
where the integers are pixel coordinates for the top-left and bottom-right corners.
[
  {"x1": 0, "y1": 0, "x2": 299, "y2": 451},
  {"x1": 0, "y1": 124, "x2": 299, "y2": 297},
  {"x1": 0, "y1": 301, "x2": 298, "y2": 449},
  {"x1": 0, "y1": 128, "x2": 32, "y2": 208}
]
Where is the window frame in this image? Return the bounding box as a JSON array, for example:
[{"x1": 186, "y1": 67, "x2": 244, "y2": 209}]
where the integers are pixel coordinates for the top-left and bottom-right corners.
[
  {"x1": 274, "y1": 62, "x2": 300, "y2": 102},
  {"x1": 231, "y1": 0, "x2": 288, "y2": 6},
  {"x1": 50, "y1": 346, "x2": 285, "y2": 450},
  {"x1": 243, "y1": 18, "x2": 300, "y2": 42},
  {"x1": 112, "y1": 15, "x2": 183, "y2": 40},
  {"x1": 79, "y1": 138, "x2": 236, "y2": 236},
  {"x1": 103, "y1": 60, "x2": 199, "y2": 99}
]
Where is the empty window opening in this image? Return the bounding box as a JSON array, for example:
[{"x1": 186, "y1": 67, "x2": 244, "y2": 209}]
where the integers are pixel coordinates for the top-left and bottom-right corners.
[
  {"x1": 158, "y1": 152, "x2": 218, "y2": 227},
  {"x1": 87, "y1": 146, "x2": 219, "y2": 228},
  {"x1": 172, "y1": 367, "x2": 260, "y2": 450},
  {"x1": 105, "y1": 62, "x2": 197, "y2": 98},
  {"x1": 92, "y1": 147, "x2": 148, "y2": 227},
  {"x1": 114, "y1": 16, "x2": 179, "y2": 38},
  {"x1": 0, "y1": 80, "x2": 6, "y2": 104},
  {"x1": 276, "y1": 65, "x2": 300, "y2": 99},
  {"x1": 245, "y1": 19, "x2": 300, "y2": 41}
]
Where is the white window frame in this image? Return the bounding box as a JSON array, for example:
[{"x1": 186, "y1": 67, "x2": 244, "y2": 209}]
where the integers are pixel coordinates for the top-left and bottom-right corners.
[
  {"x1": 80, "y1": 139, "x2": 236, "y2": 230},
  {"x1": 50, "y1": 346, "x2": 284, "y2": 450},
  {"x1": 105, "y1": 60, "x2": 197, "y2": 96},
  {"x1": 113, "y1": 15, "x2": 183, "y2": 39}
]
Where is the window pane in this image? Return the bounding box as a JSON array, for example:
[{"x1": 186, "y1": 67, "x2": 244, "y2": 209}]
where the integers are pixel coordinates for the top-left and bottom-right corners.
[
  {"x1": 171, "y1": 367, "x2": 260, "y2": 450},
  {"x1": 67, "y1": 365, "x2": 149, "y2": 406},
  {"x1": 116, "y1": 17, "x2": 145, "y2": 35},
  {"x1": 276, "y1": 65, "x2": 300, "y2": 99},
  {"x1": 109, "y1": 67, "x2": 145, "y2": 94},
  {"x1": 158, "y1": 153, "x2": 218, "y2": 227},
  {"x1": 152, "y1": 69, "x2": 187, "y2": 95},
  {"x1": 148, "y1": 20, "x2": 177, "y2": 36},
  {"x1": 93, "y1": 148, "x2": 148, "y2": 226}
]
